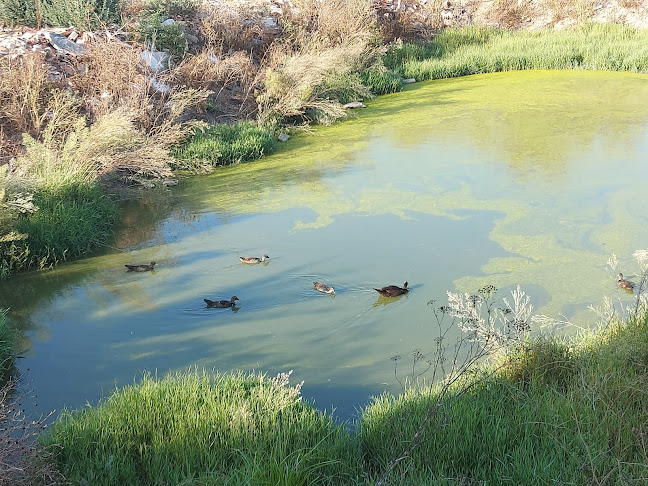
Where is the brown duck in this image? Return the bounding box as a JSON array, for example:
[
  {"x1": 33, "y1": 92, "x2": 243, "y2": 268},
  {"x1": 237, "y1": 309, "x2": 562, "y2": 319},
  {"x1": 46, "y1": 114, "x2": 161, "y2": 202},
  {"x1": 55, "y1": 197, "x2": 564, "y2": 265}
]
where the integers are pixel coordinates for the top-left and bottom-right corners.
[
  {"x1": 204, "y1": 296, "x2": 239, "y2": 308},
  {"x1": 374, "y1": 281, "x2": 409, "y2": 297},
  {"x1": 314, "y1": 281, "x2": 335, "y2": 294},
  {"x1": 125, "y1": 261, "x2": 156, "y2": 272},
  {"x1": 239, "y1": 255, "x2": 270, "y2": 264},
  {"x1": 617, "y1": 273, "x2": 634, "y2": 291}
]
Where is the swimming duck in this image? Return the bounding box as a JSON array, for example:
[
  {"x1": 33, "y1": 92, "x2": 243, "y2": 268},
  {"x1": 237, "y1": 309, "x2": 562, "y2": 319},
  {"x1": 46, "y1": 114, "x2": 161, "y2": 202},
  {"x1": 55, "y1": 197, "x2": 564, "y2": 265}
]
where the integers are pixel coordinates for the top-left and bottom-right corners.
[
  {"x1": 617, "y1": 273, "x2": 634, "y2": 291},
  {"x1": 204, "y1": 296, "x2": 239, "y2": 308},
  {"x1": 374, "y1": 281, "x2": 409, "y2": 297},
  {"x1": 239, "y1": 255, "x2": 270, "y2": 264},
  {"x1": 314, "y1": 281, "x2": 335, "y2": 294},
  {"x1": 125, "y1": 261, "x2": 156, "y2": 272}
]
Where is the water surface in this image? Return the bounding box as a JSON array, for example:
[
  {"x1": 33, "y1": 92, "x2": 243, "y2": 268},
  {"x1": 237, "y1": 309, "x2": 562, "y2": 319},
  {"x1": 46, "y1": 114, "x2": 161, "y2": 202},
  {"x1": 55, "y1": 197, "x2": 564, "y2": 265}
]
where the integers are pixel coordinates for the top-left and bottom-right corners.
[{"x1": 2, "y1": 70, "x2": 648, "y2": 421}]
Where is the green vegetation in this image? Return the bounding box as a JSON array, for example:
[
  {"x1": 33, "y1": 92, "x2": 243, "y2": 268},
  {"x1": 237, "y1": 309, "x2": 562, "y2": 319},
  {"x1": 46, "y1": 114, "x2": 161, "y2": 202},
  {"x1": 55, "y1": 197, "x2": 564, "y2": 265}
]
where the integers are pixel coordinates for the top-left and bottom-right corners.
[
  {"x1": 172, "y1": 121, "x2": 277, "y2": 168},
  {"x1": 42, "y1": 370, "x2": 359, "y2": 485},
  {"x1": 385, "y1": 23, "x2": 648, "y2": 81},
  {"x1": 0, "y1": 0, "x2": 120, "y2": 30},
  {"x1": 360, "y1": 311, "x2": 648, "y2": 484}
]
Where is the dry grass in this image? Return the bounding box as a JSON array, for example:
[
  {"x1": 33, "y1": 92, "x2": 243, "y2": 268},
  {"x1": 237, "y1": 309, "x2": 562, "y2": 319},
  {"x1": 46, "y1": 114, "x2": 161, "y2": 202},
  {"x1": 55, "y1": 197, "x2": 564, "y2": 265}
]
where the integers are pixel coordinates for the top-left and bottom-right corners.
[
  {"x1": 169, "y1": 49, "x2": 259, "y2": 119},
  {"x1": 199, "y1": 1, "x2": 279, "y2": 55},
  {"x1": 69, "y1": 40, "x2": 148, "y2": 120},
  {"x1": 258, "y1": 40, "x2": 377, "y2": 124},
  {"x1": 0, "y1": 53, "x2": 51, "y2": 139},
  {"x1": 542, "y1": 0, "x2": 597, "y2": 21},
  {"x1": 282, "y1": 0, "x2": 378, "y2": 48},
  {"x1": 487, "y1": 0, "x2": 532, "y2": 29}
]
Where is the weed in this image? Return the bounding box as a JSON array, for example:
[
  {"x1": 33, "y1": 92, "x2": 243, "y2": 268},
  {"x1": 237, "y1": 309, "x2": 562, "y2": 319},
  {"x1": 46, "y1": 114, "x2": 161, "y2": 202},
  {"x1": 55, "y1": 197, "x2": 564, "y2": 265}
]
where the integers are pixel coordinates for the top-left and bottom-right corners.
[{"x1": 138, "y1": 12, "x2": 187, "y2": 59}]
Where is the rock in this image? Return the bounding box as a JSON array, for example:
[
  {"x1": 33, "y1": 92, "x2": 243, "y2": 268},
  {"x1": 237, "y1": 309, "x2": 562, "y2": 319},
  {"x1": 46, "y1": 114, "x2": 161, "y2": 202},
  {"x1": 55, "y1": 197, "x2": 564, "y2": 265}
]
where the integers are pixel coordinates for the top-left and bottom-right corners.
[
  {"x1": 185, "y1": 33, "x2": 199, "y2": 44},
  {"x1": 162, "y1": 178, "x2": 179, "y2": 186},
  {"x1": 278, "y1": 133, "x2": 290, "y2": 142},
  {"x1": 161, "y1": 18, "x2": 176, "y2": 26},
  {"x1": 343, "y1": 101, "x2": 366, "y2": 109},
  {"x1": 402, "y1": 78, "x2": 416, "y2": 83},
  {"x1": 44, "y1": 31, "x2": 85, "y2": 56},
  {"x1": 141, "y1": 50, "x2": 170, "y2": 72}
]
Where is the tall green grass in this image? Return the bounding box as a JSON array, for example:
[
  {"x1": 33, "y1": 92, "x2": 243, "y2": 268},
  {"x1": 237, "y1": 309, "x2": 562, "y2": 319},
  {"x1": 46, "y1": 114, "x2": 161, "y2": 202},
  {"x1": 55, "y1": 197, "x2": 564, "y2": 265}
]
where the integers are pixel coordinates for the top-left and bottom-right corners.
[
  {"x1": 9, "y1": 184, "x2": 118, "y2": 273},
  {"x1": 359, "y1": 312, "x2": 648, "y2": 484},
  {"x1": 172, "y1": 121, "x2": 277, "y2": 168},
  {"x1": 385, "y1": 23, "x2": 648, "y2": 81},
  {"x1": 41, "y1": 370, "x2": 360, "y2": 485}
]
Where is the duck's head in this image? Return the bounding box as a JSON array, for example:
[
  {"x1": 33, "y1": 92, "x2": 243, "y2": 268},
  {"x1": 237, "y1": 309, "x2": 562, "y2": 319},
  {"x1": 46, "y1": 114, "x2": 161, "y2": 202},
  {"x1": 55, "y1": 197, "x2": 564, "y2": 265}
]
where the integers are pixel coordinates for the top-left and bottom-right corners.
[
  {"x1": 617, "y1": 273, "x2": 624, "y2": 281},
  {"x1": 231, "y1": 296, "x2": 240, "y2": 302},
  {"x1": 151, "y1": 261, "x2": 157, "y2": 266}
]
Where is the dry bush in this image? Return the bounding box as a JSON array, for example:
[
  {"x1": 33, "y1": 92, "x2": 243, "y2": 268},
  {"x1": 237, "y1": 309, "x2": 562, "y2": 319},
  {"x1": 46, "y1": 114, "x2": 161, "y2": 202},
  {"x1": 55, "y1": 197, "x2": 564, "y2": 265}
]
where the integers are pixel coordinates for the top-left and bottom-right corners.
[
  {"x1": 282, "y1": 0, "x2": 378, "y2": 48},
  {"x1": 618, "y1": 0, "x2": 644, "y2": 8},
  {"x1": 487, "y1": 0, "x2": 532, "y2": 29},
  {"x1": 0, "y1": 378, "x2": 63, "y2": 486},
  {"x1": 69, "y1": 40, "x2": 148, "y2": 120},
  {"x1": 169, "y1": 49, "x2": 259, "y2": 119},
  {"x1": 258, "y1": 40, "x2": 377, "y2": 125},
  {"x1": 199, "y1": 1, "x2": 279, "y2": 56},
  {"x1": 542, "y1": 0, "x2": 596, "y2": 21},
  {"x1": 0, "y1": 53, "x2": 50, "y2": 137},
  {"x1": 171, "y1": 50, "x2": 257, "y2": 90}
]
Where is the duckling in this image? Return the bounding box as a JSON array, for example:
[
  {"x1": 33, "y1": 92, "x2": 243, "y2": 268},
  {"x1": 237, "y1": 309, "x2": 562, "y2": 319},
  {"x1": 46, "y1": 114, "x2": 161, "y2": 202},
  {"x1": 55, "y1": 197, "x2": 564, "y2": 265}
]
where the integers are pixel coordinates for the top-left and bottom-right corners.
[
  {"x1": 204, "y1": 296, "x2": 239, "y2": 308},
  {"x1": 314, "y1": 281, "x2": 335, "y2": 294},
  {"x1": 239, "y1": 255, "x2": 270, "y2": 264},
  {"x1": 125, "y1": 261, "x2": 156, "y2": 272},
  {"x1": 617, "y1": 273, "x2": 634, "y2": 291},
  {"x1": 374, "y1": 281, "x2": 409, "y2": 297}
]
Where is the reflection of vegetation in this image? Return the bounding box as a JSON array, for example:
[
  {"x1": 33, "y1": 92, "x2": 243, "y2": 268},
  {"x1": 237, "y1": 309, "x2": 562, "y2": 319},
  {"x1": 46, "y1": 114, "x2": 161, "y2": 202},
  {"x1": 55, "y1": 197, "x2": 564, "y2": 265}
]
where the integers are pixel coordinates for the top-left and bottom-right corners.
[
  {"x1": 0, "y1": 310, "x2": 16, "y2": 380},
  {"x1": 42, "y1": 370, "x2": 357, "y2": 485}
]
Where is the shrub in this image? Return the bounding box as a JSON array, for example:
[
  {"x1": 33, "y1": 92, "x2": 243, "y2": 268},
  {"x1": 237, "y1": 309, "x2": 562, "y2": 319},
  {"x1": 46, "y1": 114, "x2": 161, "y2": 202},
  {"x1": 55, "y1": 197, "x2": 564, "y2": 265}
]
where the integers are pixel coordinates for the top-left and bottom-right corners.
[
  {"x1": 361, "y1": 66, "x2": 404, "y2": 95},
  {"x1": 0, "y1": 0, "x2": 120, "y2": 29},
  {"x1": 172, "y1": 121, "x2": 276, "y2": 168},
  {"x1": 138, "y1": 12, "x2": 187, "y2": 58}
]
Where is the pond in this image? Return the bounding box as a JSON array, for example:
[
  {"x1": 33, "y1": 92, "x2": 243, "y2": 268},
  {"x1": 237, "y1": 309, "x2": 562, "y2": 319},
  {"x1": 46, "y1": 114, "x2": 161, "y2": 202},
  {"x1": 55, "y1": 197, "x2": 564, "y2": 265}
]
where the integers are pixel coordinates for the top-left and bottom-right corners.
[{"x1": 2, "y1": 70, "x2": 648, "y2": 422}]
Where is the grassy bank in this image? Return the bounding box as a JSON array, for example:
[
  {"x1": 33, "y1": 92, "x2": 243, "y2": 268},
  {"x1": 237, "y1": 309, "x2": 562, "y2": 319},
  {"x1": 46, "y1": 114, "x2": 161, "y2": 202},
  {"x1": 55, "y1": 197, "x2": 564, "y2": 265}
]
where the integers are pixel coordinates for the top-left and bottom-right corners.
[
  {"x1": 386, "y1": 23, "x2": 648, "y2": 81},
  {"x1": 38, "y1": 304, "x2": 648, "y2": 485},
  {"x1": 41, "y1": 370, "x2": 359, "y2": 485}
]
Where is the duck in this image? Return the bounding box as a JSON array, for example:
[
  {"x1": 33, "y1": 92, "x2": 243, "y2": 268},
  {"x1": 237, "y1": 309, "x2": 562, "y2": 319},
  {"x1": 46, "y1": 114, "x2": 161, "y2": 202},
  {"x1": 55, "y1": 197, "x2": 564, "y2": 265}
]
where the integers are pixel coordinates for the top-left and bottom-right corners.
[
  {"x1": 204, "y1": 296, "x2": 239, "y2": 308},
  {"x1": 617, "y1": 273, "x2": 634, "y2": 291},
  {"x1": 239, "y1": 255, "x2": 270, "y2": 264},
  {"x1": 314, "y1": 281, "x2": 335, "y2": 294},
  {"x1": 125, "y1": 261, "x2": 156, "y2": 272},
  {"x1": 374, "y1": 281, "x2": 409, "y2": 297}
]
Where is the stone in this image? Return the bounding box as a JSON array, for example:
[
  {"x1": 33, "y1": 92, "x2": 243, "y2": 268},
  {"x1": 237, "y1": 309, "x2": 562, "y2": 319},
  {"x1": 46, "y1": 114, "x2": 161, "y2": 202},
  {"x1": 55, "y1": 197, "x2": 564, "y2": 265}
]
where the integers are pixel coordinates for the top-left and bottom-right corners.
[
  {"x1": 278, "y1": 133, "x2": 290, "y2": 142},
  {"x1": 161, "y1": 18, "x2": 176, "y2": 26},
  {"x1": 162, "y1": 178, "x2": 179, "y2": 186},
  {"x1": 402, "y1": 78, "x2": 416, "y2": 83},
  {"x1": 44, "y1": 31, "x2": 85, "y2": 56},
  {"x1": 343, "y1": 101, "x2": 366, "y2": 109}
]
